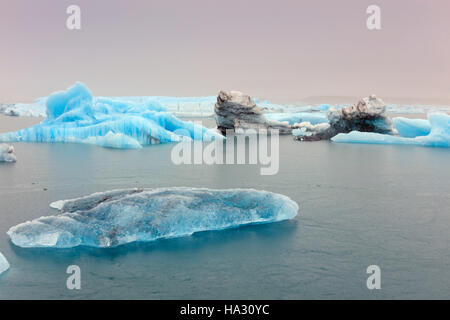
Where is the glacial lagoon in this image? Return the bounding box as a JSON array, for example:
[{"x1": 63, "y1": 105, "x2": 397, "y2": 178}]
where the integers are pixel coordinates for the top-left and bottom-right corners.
[{"x1": 0, "y1": 115, "x2": 449, "y2": 299}]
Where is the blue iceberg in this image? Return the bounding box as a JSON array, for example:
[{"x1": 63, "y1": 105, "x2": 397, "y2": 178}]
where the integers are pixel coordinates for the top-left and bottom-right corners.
[
  {"x1": 0, "y1": 252, "x2": 9, "y2": 275},
  {"x1": 393, "y1": 117, "x2": 431, "y2": 138},
  {"x1": 332, "y1": 113, "x2": 450, "y2": 148},
  {"x1": 0, "y1": 82, "x2": 222, "y2": 149},
  {"x1": 265, "y1": 112, "x2": 328, "y2": 125},
  {"x1": 7, "y1": 187, "x2": 299, "y2": 248}
]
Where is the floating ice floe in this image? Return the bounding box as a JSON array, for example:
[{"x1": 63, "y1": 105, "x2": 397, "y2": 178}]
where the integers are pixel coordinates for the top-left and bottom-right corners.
[
  {"x1": 393, "y1": 117, "x2": 431, "y2": 138},
  {"x1": 0, "y1": 82, "x2": 223, "y2": 149},
  {"x1": 332, "y1": 113, "x2": 449, "y2": 148},
  {"x1": 0, "y1": 252, "x2": 9, "y2": 275},
  {"x1": 7, "y1": 187, "x2": 299, "y2": 248},
  {"x1": 0, "y1": 144, "x2": 17, "y2": 162}
]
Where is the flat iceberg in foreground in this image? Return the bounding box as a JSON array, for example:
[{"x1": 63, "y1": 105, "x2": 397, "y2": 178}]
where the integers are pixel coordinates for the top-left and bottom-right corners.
[
  {"x1": 0, "y1": 252, "x2": 9, "y2": 275},
  {"x1": 332, "y1": 113, "x2": 450, "y2": 148},
  {"x1": 7, "y1": 187, "x2": 299, "y2": 248},
  {"x1": 0, "y1": 82, "x2": 222, "y2": 149}
]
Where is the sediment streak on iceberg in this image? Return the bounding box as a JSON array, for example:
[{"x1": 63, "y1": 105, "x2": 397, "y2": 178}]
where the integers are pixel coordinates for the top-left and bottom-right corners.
[
  {"x1": 332, "y1": 113, "x2": 450, "y2": 148},
  {"x1": 0, "y1": 252, "x2": 9, "y2": 275},
  {"x1": 0, "y1": 82, "x2": 222, "y2": 149},
  {"x1": 7, "y1": 188, "x2": 299, "y2": 248}
]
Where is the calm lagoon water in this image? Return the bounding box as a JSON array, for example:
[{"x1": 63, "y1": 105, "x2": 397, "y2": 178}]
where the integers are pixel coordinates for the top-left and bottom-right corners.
[{"x1": 0, "y1": 116, "x2": 449, "y2": 299}]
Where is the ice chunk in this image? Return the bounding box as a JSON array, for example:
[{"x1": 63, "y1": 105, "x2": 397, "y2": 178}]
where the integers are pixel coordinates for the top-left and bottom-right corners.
[
  {"x1": 0, "y1": 252, "x2": 9, "y2": 275},
  {"x1": 292, "y1": 95, "x2": 393, "y2": 141},
  {"x1": 265, "y1": 112, "x2": 328, "y2": 125},
  {"x1": 0, "y1": 82, "x2": 223, "y2": 149},
  {"x1": 7, "y1": 187, "x2": 299, "y2": 248},
  {"x1": 214, "y1": 91, "x2": 292, "y2": 134},
  {"x1": 393, "y1": 117, "x2": 431, "y2": 138},
  {"x1": 0, "y1": 144, "x2": 17, "y2": 162},
  {"x1": 292, "y1": 122, "x2": 331, "y2": 141},
  {"x1": 332, "y1": 113, "x2": 450, "y2": 148}
]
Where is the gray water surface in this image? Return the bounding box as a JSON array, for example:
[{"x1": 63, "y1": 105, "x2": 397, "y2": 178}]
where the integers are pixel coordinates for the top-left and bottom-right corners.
[{"x1": 0, "y1": 116, "x2": 449, "y2": 299}]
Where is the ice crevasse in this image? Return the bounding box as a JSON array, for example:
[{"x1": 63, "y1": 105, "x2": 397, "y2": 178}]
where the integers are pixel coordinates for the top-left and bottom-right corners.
[
  {"x1": 0, "y1": 82, "x2": 223, "y2": 149},
  {"x1": 332, "y1": 113, "x2": 450, "y2": 148},
  {"x1": 7, "y1": 187, "x2": 299, "y2": 248}
]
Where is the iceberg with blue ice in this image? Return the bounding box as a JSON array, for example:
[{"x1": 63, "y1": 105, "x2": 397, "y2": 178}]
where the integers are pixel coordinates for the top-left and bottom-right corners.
[
  {"x1": 7, "y1": 187, "x2": 299, "y2": 248},
  {"x1": 332, "y1": 113, "x2": 450, "y2": 148},
  {"x1": 0, "y1": 82, "x2": 223, "y2": 149},
  {"x1": 0, "y1": 252, "x2": 9, "y2": 275},
  {"x1": 393, "y1": 117, "x2": 431, "y2": 138}
]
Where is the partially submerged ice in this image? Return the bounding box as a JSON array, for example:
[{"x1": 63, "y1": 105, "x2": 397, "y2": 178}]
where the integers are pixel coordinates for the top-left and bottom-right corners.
[
  {"x1": 7, "y1": 187, "x2": 299, "y2": 248},
  {"x1": 293, "y1": 95, "x2": 393, "y2": 141},
  {"x1": 0, "y1": 144, "x2": 17, "y2": 162},
  {"x1": 332, "y1": 113, "x2": 450, "y2": 148},
  {"x1": 214, "y1": 91, "x2": 293, "y2": 135},
  {"x1": 0, "y1": 82, "x2": 222, "y2": 149},
  {"x1": 0, "y1": 252, "x2": 9, "y2": 275}
]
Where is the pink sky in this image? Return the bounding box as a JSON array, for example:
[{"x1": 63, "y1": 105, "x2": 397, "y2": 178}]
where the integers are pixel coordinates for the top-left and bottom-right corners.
[{"x1": 1, "y1": 0, "x2": 449, "y2": 103}]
